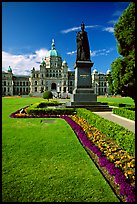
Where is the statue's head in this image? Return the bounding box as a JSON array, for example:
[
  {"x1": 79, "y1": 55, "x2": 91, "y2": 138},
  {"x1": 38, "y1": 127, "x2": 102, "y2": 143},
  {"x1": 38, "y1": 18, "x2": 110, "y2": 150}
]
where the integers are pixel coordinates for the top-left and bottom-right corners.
[{"x1": 81, "y1": 22, "x2": 85, "y2": 31}]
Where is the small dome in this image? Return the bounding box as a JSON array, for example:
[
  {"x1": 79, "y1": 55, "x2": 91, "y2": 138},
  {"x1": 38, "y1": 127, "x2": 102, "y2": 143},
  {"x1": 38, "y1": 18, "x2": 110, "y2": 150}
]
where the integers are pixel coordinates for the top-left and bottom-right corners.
[
  {"x1": 106, "y1": 69, "x2": 111, "y2": 74},
  {"x1": 92, "y1": 69, "x2": 98, "y2": 73},
  {"x1": 46, "y1": 39, "x2": 60, "y2": 57},
  {"x1": 8, "y1": 66, "x2": 12, "y2": 72},
  {"x1": 41, "y1": 58, "x2": 46, "y2": 65},
  {"x1": 62, "y1": 60, "x2": 67, "y2": 64}
]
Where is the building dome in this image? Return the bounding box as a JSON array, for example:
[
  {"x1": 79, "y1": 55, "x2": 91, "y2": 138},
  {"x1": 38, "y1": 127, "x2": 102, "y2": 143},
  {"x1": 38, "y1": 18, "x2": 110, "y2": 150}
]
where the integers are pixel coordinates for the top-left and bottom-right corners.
[
  {"x1": 45, "y1": 39, "x2": 60, "y2": 57},
  {"x1": 92, "y1": 69, "x2": 98, "y2": 74},
  {"x1": 62, "y1": 60, "x2": 67, "y2": 65},
  {"x1": 8, "y1": 66, "x2": 12, "y2": 72},
  {"x1": 106, "y1": 69, "x2": 111, "y2": 74},
  {"x1": 41, "y1": 58, "x2": 46, "y2": 65}
]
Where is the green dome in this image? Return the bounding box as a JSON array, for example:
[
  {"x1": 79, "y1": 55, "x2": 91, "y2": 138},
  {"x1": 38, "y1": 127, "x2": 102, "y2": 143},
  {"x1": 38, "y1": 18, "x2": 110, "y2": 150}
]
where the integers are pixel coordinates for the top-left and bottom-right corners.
[
  {"x1": 41, "y1": 58, "x2": 46, "y2": 65},
  {"x1": 8, "y1": 66, "x2": 12, "y2": 72},
  {"x1": 46, "y1": 39, "x2": 60, "y2": 57}
]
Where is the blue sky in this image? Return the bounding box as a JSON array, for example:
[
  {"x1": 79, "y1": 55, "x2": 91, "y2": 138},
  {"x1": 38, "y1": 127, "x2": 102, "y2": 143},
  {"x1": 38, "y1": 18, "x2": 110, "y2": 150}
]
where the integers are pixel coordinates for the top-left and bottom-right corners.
[{"x1": 2, "y1": 2, "x2": 131, "y2": 75}]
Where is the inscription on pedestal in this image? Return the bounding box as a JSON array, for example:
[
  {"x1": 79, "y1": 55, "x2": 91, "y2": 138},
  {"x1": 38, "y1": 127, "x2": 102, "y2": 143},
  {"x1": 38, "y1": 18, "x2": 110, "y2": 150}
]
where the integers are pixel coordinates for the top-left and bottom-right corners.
[{"x1": 80, "y1": 74, "x2": 89, "y2": 78}]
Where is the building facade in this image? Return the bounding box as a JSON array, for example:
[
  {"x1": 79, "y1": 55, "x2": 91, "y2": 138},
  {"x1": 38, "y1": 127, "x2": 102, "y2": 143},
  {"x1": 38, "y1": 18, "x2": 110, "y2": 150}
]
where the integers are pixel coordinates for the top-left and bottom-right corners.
[{"x1": 2, "y1": 39, "x2": 111, "y2": 97}]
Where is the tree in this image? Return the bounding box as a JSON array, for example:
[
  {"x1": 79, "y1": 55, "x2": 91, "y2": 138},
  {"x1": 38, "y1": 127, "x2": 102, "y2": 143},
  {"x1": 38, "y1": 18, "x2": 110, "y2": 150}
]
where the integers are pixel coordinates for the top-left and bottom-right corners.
[
  {"x1": 106, "y1": 72, "x2": 114, "y2": 95},
  {"x1": 43, "y1": 91, "x2": 53, "y2": 100},
  {"x1": 110, "y1": 2, "x2": 135, "y2": 101}
]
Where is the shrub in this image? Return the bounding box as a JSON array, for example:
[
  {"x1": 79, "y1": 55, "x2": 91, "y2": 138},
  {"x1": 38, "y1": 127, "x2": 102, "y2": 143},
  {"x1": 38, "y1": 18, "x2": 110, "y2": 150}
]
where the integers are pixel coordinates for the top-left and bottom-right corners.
[
  {"x1": 43, "y1": 91, "x2": 53, "y2": 100},
  {"x1": 26, "y1": 107, "x2": 76, "y2": 115},
  {"x1": 76, "y1": 108, "x2": 135, "y2": 156},
  {"x1": 113, "y1": 108, "x2": 135, "y2": 121}
]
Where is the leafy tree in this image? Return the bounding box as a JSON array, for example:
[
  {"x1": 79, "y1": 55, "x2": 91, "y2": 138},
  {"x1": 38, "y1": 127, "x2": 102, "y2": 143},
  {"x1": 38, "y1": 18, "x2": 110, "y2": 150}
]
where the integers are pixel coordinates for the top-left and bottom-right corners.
[
  {"x1": 43, "y1": 91, "x2": 53, "y2": 100},
  {"x1": 110, "y1": 2, "x2": 135, "y2": 101},
  {"x1": 106, "y1": 72, "x2": 114, "y2": 95}
]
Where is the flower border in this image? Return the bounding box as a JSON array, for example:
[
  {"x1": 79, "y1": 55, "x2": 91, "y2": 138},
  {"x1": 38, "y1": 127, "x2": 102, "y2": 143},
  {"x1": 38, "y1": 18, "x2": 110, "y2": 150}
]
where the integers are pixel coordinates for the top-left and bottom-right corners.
[{"x1": 10, "y1": 108, "x2": 135, "y2": 202}]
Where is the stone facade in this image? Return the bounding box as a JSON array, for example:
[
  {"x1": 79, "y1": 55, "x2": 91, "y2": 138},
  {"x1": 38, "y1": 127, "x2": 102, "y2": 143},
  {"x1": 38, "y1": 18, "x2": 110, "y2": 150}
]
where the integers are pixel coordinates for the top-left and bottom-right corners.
[{"x1": 2, "y1": 40, "x2": 111, "y2": 97}]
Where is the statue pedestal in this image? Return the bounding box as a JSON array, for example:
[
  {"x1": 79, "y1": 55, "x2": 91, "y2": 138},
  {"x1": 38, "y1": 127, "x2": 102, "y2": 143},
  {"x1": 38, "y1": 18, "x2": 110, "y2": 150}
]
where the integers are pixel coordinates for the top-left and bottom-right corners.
[{"x1": 70, "y1": 61, "x2": 97, "y2": 106}]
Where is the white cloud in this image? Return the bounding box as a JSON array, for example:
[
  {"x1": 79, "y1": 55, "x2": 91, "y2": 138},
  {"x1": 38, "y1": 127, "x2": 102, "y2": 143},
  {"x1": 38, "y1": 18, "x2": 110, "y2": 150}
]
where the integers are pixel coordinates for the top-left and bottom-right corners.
[
  {"x1": 61, "y1": 26, "x2": 81, "y2": 34},
  {"x1": 90, "y1": 48, "x2": 114, "y2": 57},
  {"x1": 2, "y1": 48, "x2": 48, "y2": 76},
  {"x1": 112, "y1": 10, "x2": 123, "y2": 17},
  {"x1": 103, "y1": 27, "x2": 114, "y2": 33},
  {"x1": 108, "y1": 19, "x2": 118, "y2": 24},
  {"x1": 66, "y1": 48, "x2": 114, "y2": 57},
  {"x1": 61, "y1": 25, "x2": 98, "y2": 34},
  {"x1": 66, "y1": 50, "x2": 76, "y2": 55}
]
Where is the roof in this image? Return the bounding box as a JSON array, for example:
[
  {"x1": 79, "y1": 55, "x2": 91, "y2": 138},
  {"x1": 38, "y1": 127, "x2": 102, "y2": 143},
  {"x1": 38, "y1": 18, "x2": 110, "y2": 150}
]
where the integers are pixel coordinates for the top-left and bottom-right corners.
[{"x1": 46, "y1": 39, "x2": 60, "y2": 57}]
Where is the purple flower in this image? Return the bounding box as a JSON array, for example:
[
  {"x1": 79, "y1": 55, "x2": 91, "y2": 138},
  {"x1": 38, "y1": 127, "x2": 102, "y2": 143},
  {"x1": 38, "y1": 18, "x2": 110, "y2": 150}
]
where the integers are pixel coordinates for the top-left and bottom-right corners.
[
  {"x1": 91, "y1": 145, "x2": 99, "y2": 154},
  {"x1": 120, "y1": 182, "x2": 135, "y2": 196},
  {"x1": 115, "y1": 172, "x2": 126, "y2": 185},
  {"x1": 105, "y1": 163, "x2": 121, "y2": 176},
  {"x1": 126, "y1": 192, "x2": 136, "y2": 202},
  {"x1": 99, "y1": 156, "x2": 109, "y2": 167}
]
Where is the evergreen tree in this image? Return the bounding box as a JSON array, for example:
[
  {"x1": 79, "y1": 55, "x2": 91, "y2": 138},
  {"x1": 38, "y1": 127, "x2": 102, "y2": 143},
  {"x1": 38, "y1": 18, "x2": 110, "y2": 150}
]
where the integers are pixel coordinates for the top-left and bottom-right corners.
[{"x1": 110, "y1": 2, "x2": 135, "y2": 100}]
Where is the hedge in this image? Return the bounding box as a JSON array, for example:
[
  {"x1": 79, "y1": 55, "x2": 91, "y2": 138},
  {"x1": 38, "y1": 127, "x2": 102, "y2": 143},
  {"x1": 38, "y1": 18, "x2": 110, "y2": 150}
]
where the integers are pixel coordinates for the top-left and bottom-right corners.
[
  {"x1": 76, "y1": 108, "x2": 135, "y2": 156},
  {"x1": 112, "y1": 108, "x2": 135, "y2": 121},
  {"x1": 26, "y1": 107, "x2": 76, "y2": 115}
]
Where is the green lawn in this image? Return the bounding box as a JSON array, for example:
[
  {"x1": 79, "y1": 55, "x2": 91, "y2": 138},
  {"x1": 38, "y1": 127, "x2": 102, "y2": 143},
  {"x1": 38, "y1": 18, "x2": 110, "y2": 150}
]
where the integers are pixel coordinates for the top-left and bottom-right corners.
[
  {"x1": 97, "y1": 96, "x2": 134, "y2": 105},
  {"x1": 2, "y1": 97, "x2": 119, "y2": 202}
]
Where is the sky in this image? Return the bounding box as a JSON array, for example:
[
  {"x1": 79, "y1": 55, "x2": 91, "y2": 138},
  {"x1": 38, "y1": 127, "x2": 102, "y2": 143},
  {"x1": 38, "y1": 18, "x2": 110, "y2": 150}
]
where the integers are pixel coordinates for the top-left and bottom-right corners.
[{"x1": 2, "y1": 2, "x2": 131, "y2": 76}]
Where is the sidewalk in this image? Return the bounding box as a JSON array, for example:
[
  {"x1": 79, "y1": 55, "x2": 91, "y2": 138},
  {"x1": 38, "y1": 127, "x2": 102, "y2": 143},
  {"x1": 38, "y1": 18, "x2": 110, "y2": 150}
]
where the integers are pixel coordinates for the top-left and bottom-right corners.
[{"x1": 93, "y1": 111, "x2": 135, "y2": 133}]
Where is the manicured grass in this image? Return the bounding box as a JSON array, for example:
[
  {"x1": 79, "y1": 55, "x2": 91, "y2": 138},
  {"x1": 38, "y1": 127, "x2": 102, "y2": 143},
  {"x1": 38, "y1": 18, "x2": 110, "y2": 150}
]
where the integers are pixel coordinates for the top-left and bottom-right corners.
[
  {"x1": 2, "y1": 97, "x2": 119, "y2": 202},
  {"x1": 97, "y1": 96, "x2": 134, "y2": 105}
]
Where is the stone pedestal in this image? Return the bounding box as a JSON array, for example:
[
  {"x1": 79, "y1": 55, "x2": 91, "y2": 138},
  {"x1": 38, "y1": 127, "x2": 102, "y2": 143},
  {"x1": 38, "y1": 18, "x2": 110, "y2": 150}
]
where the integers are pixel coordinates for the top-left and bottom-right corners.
[{"x1": 70, "y1": 61, "x2": 97, "y2": 106}]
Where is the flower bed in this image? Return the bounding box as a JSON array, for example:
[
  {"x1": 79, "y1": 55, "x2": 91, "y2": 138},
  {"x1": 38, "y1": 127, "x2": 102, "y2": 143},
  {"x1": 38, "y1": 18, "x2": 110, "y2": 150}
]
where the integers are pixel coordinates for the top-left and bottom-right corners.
[{"x1": 10, "y1": 108, "x2": 135, "y2": 202}]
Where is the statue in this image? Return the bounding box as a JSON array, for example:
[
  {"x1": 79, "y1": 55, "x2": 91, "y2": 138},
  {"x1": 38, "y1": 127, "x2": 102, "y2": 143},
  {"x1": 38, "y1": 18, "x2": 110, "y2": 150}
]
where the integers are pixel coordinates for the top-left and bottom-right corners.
[{"x1": 76, "y1": 22, "x2": 90, "y2": 61}]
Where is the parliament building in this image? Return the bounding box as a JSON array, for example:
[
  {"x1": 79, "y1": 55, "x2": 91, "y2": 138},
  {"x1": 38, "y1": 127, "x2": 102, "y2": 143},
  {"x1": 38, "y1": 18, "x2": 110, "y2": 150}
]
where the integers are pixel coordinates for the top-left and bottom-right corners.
[{"x1": 2, "y1": 39, "x2": 111, "y2": 97}]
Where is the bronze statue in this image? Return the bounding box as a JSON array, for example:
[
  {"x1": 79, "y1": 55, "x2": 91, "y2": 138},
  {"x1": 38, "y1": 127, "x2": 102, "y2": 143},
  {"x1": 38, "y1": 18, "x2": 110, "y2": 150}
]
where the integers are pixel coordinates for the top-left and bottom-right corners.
[{"x1": 76, "y1": 22, "x2": 90, "y2": 61}]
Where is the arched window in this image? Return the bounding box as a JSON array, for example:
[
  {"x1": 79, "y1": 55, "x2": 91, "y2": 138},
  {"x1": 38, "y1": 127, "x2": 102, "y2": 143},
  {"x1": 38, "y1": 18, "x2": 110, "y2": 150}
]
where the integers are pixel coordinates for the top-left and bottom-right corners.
[{"x1": 51, "y1": 83, "x2": 56, "y2": 90}]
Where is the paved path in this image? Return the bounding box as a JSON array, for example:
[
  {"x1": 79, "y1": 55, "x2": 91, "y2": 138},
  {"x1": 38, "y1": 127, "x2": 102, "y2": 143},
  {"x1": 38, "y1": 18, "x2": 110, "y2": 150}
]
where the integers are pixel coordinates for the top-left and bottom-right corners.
[{"x1": 93, "y1": 111, "x2": 135, "y2": 133}]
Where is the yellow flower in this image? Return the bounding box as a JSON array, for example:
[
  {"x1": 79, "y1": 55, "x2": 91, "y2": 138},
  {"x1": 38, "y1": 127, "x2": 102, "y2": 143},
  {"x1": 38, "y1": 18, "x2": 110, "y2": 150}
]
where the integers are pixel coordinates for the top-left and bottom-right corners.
[
  {"x1": 115, "y1": 161, "x2": 121, "y2": 165},
  {"x1": 109, "y1": 155, "x2": 114, "y2": 160},
  {"x1": 127, "y1": 171, "x2": 133, "y2": 175}
]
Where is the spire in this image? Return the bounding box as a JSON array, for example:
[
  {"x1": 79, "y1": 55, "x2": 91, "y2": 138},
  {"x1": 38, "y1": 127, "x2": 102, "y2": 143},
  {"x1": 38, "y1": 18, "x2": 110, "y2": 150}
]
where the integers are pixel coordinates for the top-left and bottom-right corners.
[{"x1": 51, "y1": 39, "x2": 55, "y2": 50}]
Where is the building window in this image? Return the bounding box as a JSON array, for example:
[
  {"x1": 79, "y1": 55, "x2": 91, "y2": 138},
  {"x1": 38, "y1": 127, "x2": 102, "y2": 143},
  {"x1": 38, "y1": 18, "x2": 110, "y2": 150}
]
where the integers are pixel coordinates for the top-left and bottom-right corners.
[
  {"x1": 17, "y1": 82, "x2": 19, "y2": 86},
  {"x1": 20, "y1": 82, "x2": 22, "y2": 86},
  {"x1": 41, "y1": 80, "x2": 43, "y2": 85},
  {"x1": 23, "y1": 82, "x2": 25, "y2": 86},
  {"x1": 4, "y1": 87, "x2": 6, "y2": 92},
  {"x1": 35, "y1": 81, "x2": 37, "y2": 85},
  {"x1": 4, "y1": 81, "x2": 6, "y2": 86},
  {"x1": 26, "y1": 82, "x2": 28, "y2": 86},
  {"x1": 35, "y1": 87, "x2": 37, "y2": 92},
  {"x1": 63, "y1": 87, "x2": 66, "y2": 93}
]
